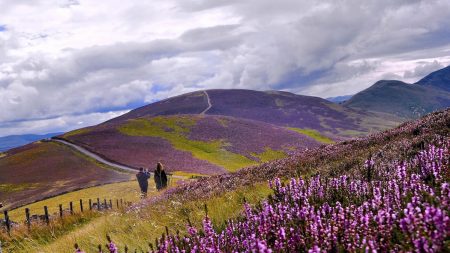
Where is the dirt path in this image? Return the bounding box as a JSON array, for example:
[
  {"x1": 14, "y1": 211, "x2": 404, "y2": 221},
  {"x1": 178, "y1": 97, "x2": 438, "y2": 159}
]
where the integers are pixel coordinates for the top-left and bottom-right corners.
[
  {"x1": 53, "y1": 139, "x2": 185, "y2": 179},
  {"x1": 200, "y1": 90, "x2": 212, "y2": 114},
  {"x1": 53, "y1": 139, "x2": 137, "y2": 173}
]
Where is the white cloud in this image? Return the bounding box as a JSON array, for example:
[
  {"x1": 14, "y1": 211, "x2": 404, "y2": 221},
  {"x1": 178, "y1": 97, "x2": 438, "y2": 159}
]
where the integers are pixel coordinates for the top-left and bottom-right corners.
[{"x1": 0, "y1": 0, "x2": 450, "y2": 135}]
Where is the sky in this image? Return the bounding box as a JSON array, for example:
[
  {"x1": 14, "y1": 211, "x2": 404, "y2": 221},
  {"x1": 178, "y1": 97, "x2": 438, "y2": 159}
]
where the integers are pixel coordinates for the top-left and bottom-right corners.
[{"x1": 1, "y1": 0, "x2": 450, "y2": 137}]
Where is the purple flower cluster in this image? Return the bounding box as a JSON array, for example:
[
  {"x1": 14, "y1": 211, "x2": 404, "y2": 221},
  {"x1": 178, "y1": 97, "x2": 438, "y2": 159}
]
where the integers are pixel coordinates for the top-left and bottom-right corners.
[{"x1": 147, "y1": 142, "x2": 448, "y2": 252}]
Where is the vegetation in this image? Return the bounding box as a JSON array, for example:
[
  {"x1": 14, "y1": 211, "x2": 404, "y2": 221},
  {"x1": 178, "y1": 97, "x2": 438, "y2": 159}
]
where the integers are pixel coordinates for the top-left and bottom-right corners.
[
  {"x1": 145, "y1": 142, "x2": 449, "y2": 252},
  {"x1": 251, "y1": 147, "x2": 286, "y2": 162},
  {"x1": 62, "y1": 128, "x2": 91, "y2": 138},
  {"x1": 1, "y1": 183, "x2": 271, "y2": 252},
  {"x1": 118, "y1": 116, "x2": 257, "y2": 172},
  {"x1": 6, "y1": 180, "x2": 145, "y2": 222},
  {"x1": 288, "y1": 127, "x2": 335, "y2": 144}
]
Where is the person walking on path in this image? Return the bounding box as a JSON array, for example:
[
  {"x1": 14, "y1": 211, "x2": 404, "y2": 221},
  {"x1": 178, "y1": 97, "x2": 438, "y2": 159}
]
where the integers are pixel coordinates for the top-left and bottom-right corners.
[
  {"x1": 136, "y1": 167, "x2": 150, "y2": 198},
  {"x1": 154, "y1": 162, "x2": 168, "y2": 191}
]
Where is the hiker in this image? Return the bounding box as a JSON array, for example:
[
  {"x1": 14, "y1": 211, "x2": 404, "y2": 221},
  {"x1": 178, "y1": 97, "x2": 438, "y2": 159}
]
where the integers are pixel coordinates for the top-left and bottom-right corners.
[
  {"x1": 154, "y1": 162, "x2": 168, "y2": 190},
  {"x1": 136, "y1": 167, "x2": 150, "y2": 198},
  {"x1": 74, "y1": 243, "x2": 86, "y2": 253}
]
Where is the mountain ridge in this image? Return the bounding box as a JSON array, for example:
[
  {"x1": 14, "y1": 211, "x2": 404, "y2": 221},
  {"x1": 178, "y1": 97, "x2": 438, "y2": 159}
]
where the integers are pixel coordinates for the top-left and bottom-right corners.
[{"x1": 345, "y1": 65, "x2": 450, "y2": 118}]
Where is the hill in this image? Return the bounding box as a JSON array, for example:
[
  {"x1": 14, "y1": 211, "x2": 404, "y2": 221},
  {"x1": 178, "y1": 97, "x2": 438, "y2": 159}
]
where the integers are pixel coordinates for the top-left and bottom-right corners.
[
  {"x1": 62, "y1": 114, "x2": 322, "y2": 174},
  {"x1": 109, "y1": 89, "x2": 401, "y2": 138},
  {"x1": 0, "y1": 133, "x2": 63, "y2": 152},
  {"x1": 345, "y1": 66, "x2": 450, "y2": 118},
  {"x1": 0, "y1": 141, "x2": 131, "y2": 210}
]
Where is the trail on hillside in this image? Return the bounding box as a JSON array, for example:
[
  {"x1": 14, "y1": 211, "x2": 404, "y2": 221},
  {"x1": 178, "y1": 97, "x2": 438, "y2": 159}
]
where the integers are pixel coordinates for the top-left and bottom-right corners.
[
  {"x1": 53, "y1": 139, "x2": 185, "y2": 178},
  {"x1": 200, "y1": 90, "x2": 212, "y2": 114},
  {"x1": 53, "y1": 139, "x2": 138, "y2": 173}
]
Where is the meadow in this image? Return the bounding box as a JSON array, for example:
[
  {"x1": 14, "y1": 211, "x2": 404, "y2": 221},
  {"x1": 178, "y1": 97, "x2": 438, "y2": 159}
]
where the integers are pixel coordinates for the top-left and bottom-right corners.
[{"x1": 6, "y1": 180, "x2": 144, "y2": 222}]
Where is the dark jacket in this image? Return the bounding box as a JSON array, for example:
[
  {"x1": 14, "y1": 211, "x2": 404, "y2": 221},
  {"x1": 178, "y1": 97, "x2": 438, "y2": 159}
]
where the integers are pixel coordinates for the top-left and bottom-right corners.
[
  {"x1": 136, "y1": 171, "x2": 150, "y2": 192},
  {"x1": 154, "y1": 170, "x2": 168, "y2": 190}
]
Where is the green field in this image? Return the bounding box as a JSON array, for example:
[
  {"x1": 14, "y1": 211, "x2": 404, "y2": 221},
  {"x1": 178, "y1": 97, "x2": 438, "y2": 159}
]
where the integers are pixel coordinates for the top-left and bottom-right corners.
[
  {"x1": 288, "y1": 127, "x2": 335, "y2": 144},
  {"x1": 7, "y1": 180, "x2": 160, "y2": 222}
]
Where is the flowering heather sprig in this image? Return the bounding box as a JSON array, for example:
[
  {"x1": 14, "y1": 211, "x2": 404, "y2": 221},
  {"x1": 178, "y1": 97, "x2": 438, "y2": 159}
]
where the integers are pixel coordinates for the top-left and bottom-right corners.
[{"x1": 143, "y1": 142, "x2": 449, "y2": 252}]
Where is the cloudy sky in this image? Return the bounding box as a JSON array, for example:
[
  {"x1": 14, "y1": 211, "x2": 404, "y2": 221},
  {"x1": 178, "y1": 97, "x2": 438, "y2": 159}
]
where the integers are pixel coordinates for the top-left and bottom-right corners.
[{"x1": 1, "y1": 0, "x2": 450, "y2": 136}]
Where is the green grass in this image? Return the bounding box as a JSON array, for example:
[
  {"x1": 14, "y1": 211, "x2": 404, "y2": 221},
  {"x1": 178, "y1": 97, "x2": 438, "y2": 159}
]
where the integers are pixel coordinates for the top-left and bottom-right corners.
[
  {"x1": 171, "y1": 171, "x2": 208, "y2": 178},
  {"x1": 118, "y1": 116, "x2": 256, "y2": 172},
  {"x1": 6, "y1": 180, "x2": 153, "y2": 222},
  {"x1": 288, "y1": 127, "x2": 335, "y2": 144},
  {"x1": 5, "y1": 182, "x2": 272, "y2": 253},
  {"x1": 252, "y1": 147, "x2": 286, "y2": 162},
  {"x1": 63, "y1": 128, "x2": 90, "y2": 138},
  {"x1": 0, "y1": 183, "x2": 40, "y2": 194}
]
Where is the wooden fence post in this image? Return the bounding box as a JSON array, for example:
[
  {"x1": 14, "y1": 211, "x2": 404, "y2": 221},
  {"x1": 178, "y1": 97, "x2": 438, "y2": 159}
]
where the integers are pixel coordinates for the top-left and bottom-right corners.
[
  {"x1": 80, "y1": 199, "x2": 84, "y2": 213},
  {"x1": 116, "y1": 199, "x2": 119, "y2": 208},
  {"x1": 4, "y1": 210, "x2": 10, "y2": 234},
  {"x1": 25, "y1": 208, "x2": 31, "y2": 230},
  {"x1": 59, "y1": 204, "x2": 63, "y2": 218},
  {"x1": 70, "y1": 202, "x2": 73, "y2": 215},
  {"x1": 109, "y1": 199, "x2": 112, "y2": 209},
  {"x1": 44, "y1": 206, "x2": 49, "y2": 225},
  {"x1": 104, "y1": 199, "x2": 107, "y2": 210},
  {"x1": 89, "y1": 199, "x2": 92, "y2": 210},
  {"x1": 120, "y1": 199, "x2": 123, "y2": 207},
  {"x1": 97, "y1": 198, "x2": 100, "y2": 211}
]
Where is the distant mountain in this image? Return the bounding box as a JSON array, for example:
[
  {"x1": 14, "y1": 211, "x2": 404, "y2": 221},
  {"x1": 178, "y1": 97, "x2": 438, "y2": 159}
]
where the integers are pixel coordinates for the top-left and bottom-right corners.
[
  {"x1": 415, "y1": 65, "x2": 450, "y2": 92},
  {"x1": 345, "y1": 66, "x2": 450, "y2": 118},
  {"x1": 0, "y1": 133, "x2": 63, "y2": 152},
  {"x1": 326, "y1": 95, "x2": 353, "y2": 103}
]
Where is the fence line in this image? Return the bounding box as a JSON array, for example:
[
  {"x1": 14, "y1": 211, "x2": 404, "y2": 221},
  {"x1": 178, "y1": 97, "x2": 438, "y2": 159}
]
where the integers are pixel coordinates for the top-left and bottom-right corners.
[{"x1": 1, "y1": 198, "x2": 130, "y2": 235}]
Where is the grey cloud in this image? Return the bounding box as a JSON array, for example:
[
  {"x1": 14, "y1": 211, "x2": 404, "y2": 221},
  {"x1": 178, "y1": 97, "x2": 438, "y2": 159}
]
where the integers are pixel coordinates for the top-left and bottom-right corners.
[
  {"x1": 403, "y1": 60, "x2": 444, "y2": 79},
  {"x1": 0, "y1": 24, "x2": 244, "y2": 122},
  {"x1": 2, "y1": 0, "x2": 450, "y2": 135}
]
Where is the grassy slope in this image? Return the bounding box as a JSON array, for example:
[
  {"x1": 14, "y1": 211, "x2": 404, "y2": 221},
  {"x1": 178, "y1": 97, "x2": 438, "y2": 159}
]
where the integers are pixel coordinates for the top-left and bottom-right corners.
[
  {"x1": 4, "y1": 109, "x2": 447, "y2": 253},
  {"x1": 7, "y1": 180, "x2": 145, "y2": 222},
  {"x1": 118, "y1": 116, "x2": 257, "y2": 172},
  {"x1": 7, "y1": 183, "x2": 271, "y2": 253},
  {"x1": 288, "y1": 127, "x2": 334, "y2": 144},
  {"x1": 0, "y1": 141, "x2": 132, "y2": 210}
]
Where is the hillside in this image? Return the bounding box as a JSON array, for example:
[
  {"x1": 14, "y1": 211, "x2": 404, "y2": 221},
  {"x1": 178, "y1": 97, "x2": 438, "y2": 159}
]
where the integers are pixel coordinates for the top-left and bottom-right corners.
[
  {"x1": 62, "y1": 114, "x2": 322, "y2": 174},
  {"x1": 147, "y1": 108, "x2": 450, "y2": 204},
  {"x1": 3, "y1": 109, "x2": 447, "y2": 253},
  {"x1": 0, "y1": 141, "x2": 131, "y2": 210},
  {"x1": 109, "y1": 89, "x2": 402, "y2": 138},
  {"x1": 345, "y1": 66, "x2": 450, "y2": 118}
]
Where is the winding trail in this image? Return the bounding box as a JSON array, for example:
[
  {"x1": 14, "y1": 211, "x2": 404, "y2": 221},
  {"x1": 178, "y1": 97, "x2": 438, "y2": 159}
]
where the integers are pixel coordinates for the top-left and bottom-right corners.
[
  {"x1": 53, "y1": 139, "x2": 184, "y2": 178},
  {"x1": 200, "y1": 90, "x2": 212, "y2": 115}
]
